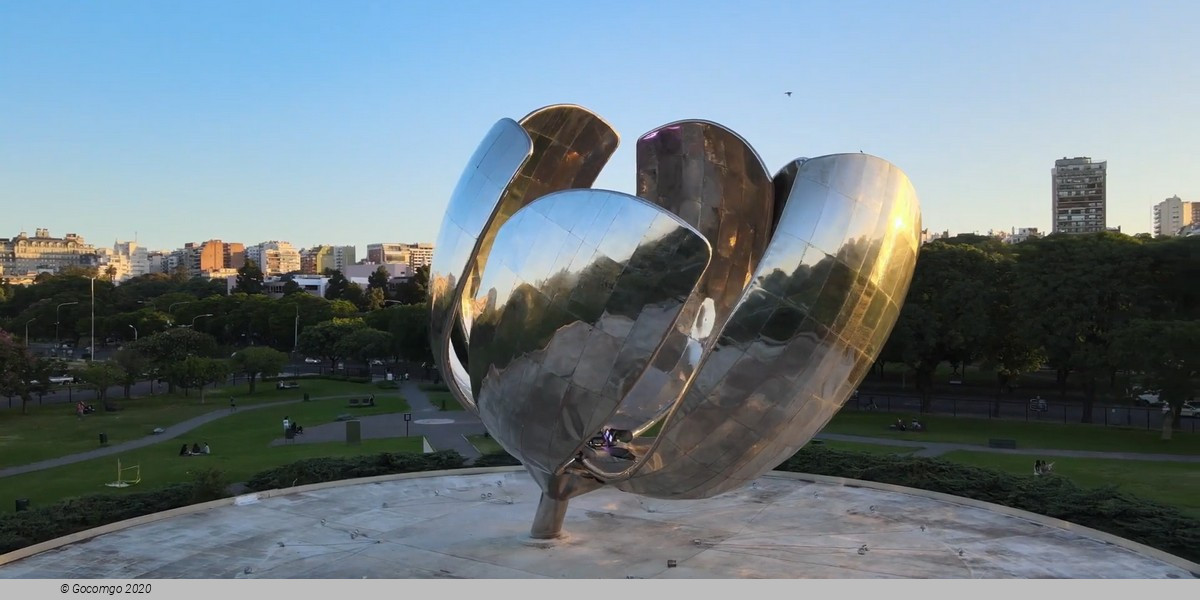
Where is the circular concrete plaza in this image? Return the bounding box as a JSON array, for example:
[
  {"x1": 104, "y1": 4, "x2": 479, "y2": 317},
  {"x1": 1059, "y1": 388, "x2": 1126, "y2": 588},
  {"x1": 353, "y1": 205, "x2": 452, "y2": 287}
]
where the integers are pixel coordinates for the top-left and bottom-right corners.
[{"x1": 0, "y1": 467, "x2": 1195, "y2": 579}]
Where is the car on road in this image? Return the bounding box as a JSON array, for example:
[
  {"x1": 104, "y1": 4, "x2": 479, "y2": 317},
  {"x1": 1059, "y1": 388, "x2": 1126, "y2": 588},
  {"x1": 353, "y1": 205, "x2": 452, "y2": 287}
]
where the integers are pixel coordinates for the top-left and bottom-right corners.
[{"x1": 304, "y1": 357, "x2": 320, "y2": 364}]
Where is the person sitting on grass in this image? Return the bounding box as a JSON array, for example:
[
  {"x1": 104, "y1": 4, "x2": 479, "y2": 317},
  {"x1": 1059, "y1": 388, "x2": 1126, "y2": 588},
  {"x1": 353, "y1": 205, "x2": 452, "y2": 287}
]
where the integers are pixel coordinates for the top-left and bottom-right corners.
[
  {"x1": 179, "y1": 443, "x2": 190, "y2": 457},
  {"x1": 202, "y1": 442, "x2": 211, "y2": 455},
  {"x1": 191, "y1": 442, "x2": 202, "y2": 455}
]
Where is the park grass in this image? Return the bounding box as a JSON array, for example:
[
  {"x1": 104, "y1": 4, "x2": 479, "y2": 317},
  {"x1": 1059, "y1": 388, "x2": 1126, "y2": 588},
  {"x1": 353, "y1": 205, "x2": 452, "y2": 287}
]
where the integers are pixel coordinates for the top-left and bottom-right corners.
[
  {"x1": 427, "y1": 390, "x2": 464, "y2": 412},
  {"x1": 806, "y1": 439, "x2": 922, "y2": 456},
  {"x1": 0, "y1": 380, "x2": 405, "y2": 469},
  {"x1": 0, "y1": 393, "x2": 418, "y2": 512},
  {"x1": 822, "y1": 410, "x2": 1200, "y2": 455},
  {"x1": 939, "y1": 450, "x2": 1200, "y2": 520},
  {"x1": 467, "y1": 434, "x2": 505, "y2": 456}
]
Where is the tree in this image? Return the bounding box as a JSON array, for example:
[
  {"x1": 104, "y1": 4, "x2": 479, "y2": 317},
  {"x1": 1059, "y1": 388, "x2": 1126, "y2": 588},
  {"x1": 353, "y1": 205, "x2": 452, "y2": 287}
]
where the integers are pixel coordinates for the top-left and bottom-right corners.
[
  {"x1": 281, "y1": 279, "x2": 302, "y2": 296},
  {"x1": 885, "y1": 242, "x2": 994, "y2": 412},
  {"x1": 131, "y1": 328, "x2": 219, "y2": 392},
  {"x1": 1015, "y1": 233, "x2": 1152, "y2": 423},
  {"x1": 296, "y1": 320, "x2": 364, "y2": 370},
  {"x1": 234, "y1": 259, "x2": 265, "y2": 294},
  {"x1": 980, "y1": 255, "x2": 1045, "y2": 415},
  {"x1": 0, "y1": 329, "x2": 51, "y2": 414},
  {"x1": 166, "y1": 356, "x2": 229, "y2": 402},
  {"x1": 111, "y1": 347, "x2": 151, "y2": 398},
  {"x1": 73, "y1": 362, "x2": 126, "y2": 411},
  {"x1": 324, "y1": 269, "x2": 349, "y2": 300},
  {"x1": 367, "y1": 266, "x2": 391, "y2": 294},
  {"x1": 1113, "y1": 320, "x2": 1200, "y2": 430},
  {"x1": 366, "y1": 287, "x2": 385, "y2": 311},
  {"x1": 230, "y1": 346, "x2": 289, "y2": 393},
  {"x1": 384, "y1": 303, "x2": 432, "y2": 364},
  {"x1": 335, "y1": 327, "x2": 393, "y2": 368}
]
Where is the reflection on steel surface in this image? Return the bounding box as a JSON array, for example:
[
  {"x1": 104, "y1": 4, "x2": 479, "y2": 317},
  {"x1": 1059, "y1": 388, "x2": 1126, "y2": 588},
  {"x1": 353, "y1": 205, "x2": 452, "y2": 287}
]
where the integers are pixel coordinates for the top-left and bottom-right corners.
[{"x1": 430, "y1": 104, "x2": 921, "y2": 538}]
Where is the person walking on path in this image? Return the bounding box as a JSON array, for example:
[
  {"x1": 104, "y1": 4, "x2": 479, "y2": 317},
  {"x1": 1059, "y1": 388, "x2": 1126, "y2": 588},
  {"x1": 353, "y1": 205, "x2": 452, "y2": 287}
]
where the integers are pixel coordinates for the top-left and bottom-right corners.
[{"x1": 283, "y1": 416, "x2": 290, "y2": 434}]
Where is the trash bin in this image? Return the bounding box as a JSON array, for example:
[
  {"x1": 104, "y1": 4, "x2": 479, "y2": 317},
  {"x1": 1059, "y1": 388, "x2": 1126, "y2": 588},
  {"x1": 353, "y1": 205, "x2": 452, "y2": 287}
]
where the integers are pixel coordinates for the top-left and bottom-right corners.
[
  {"x1": 99, "y1": 432, "x2": 108, "y2": 445},
  {"x1": 346, "y1": 420, "x2": 361, "y2": 445},
  {"x1": 15, "y1": 499, "x2": 29, "y2": 512}
]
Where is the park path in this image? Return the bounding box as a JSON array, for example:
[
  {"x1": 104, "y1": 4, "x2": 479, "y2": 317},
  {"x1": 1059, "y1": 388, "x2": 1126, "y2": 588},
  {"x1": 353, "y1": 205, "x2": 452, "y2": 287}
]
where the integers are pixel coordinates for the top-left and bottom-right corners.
[
  {"x1": 272, "y1": 380, "x2": 484, "y2": 460},
  {"x1": 5, "y1": 383, "x2": 1200, "y2": 480},
  {"x1": 814, "y1": 432, "x2": 1200, "y2": 462}
]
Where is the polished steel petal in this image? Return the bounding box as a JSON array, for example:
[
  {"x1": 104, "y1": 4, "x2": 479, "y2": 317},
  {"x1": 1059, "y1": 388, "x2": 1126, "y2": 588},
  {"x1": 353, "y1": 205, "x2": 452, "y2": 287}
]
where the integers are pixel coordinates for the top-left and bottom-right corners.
[
  {"x1": 429, "y1": 106, "x2": 618, "y2": 414},
  {"x1": 430, "y1": 106, "x2": 921, "y2": 538},
  {"x1": 469, "y1": 189, "x2": 711, "y2": 487},
  {"x1": 618, "y1": 154, "x2": 921, "y2": 499}
]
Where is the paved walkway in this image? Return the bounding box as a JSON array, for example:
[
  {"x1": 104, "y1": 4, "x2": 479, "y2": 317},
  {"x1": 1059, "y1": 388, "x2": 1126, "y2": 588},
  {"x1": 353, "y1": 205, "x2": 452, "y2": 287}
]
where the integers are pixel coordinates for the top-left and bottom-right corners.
[
  {"x1": 5, "y1": 383, "x2": 1200, "y2": 480},
  {"x1": 271, "y1": 381, "x2": 484, "y2": 460}
]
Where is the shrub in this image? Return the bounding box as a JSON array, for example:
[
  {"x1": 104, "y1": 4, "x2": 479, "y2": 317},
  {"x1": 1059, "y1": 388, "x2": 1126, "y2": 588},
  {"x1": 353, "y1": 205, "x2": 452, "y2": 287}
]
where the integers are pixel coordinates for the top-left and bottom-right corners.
[
  {"x1": 472, "y1": 453, "x2": 522, "y2": 468},
  {"x1": 243, "y1": 450, "x2": 466, "y2": 491},
  {"x1": 776, "y1": 446, "x2": 1200, "y2": 564},
  {"x1": 0, "y1": 477, "x2": 229, "y2": 555}
]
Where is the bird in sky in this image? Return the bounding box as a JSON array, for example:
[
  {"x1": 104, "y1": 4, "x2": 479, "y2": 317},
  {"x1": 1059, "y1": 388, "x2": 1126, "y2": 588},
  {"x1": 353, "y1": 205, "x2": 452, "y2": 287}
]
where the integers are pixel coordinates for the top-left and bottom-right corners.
[{"x1": 784, "y1": 91, "x2": 792, "y2": 97}]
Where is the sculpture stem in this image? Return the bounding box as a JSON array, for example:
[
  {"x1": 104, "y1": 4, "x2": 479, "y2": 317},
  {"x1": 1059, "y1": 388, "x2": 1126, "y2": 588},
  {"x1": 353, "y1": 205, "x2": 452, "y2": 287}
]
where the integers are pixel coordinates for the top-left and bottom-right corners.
[{"x1": 530, "y1": 493, "x2": 569, "y2": 539}]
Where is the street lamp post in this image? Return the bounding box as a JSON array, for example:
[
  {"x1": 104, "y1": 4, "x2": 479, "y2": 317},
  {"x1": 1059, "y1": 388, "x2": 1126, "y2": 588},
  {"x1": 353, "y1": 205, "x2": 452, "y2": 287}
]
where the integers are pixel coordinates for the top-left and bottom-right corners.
[
  {"x1": 24, "y1": 318, "x2": 36, "y2": 347},
  {"x1": 55, "y1": 301, "x2": 79, "y2": 350},
  {"x1": 293, "y1": 304, "x2": 299, "y2": 354},
  {"x1": 191, "y1": 313, "x2": 214, "y2": 328},
  {"x1": 90, "y1": 277, "x2": 96, "y2": 362},
  {"x1": 167, "y1": 300, "x2": 195, "y2": 327}
]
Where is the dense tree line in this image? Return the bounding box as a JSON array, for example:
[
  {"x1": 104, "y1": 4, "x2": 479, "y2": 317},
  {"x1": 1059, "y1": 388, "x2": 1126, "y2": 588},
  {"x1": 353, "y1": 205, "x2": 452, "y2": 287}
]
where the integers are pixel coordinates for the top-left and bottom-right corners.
[{"x1": 881, "y1": 232, "x2": 1199, "y2": 424}]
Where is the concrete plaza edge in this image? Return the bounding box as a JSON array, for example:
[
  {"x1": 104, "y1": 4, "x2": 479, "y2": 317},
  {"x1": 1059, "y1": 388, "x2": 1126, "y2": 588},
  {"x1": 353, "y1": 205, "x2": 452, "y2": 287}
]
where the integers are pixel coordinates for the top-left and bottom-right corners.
[{"x1": 2, "y1": 465, "x2": 1196, "y2": 577}]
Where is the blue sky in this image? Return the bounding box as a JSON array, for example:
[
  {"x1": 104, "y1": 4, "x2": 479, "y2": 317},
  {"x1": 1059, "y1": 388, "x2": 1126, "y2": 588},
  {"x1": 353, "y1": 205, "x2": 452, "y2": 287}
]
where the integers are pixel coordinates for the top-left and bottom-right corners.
[{"x1": 2, "y1": 0, "x2": 1197, "y2": 253}]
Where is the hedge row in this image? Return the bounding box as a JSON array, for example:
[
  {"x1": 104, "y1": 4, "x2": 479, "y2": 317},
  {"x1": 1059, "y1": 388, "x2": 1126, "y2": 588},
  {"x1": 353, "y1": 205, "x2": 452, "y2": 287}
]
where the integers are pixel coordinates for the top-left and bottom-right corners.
[
  {"x1": 776, "y1": 446, "x2": 1200, "y2": 564},
  {"x1": 243, "y1": 450, "x2": 466, "y2": 491},
  {"x1": 0, "y1": 467, "x2": 228, "y2": 556}
]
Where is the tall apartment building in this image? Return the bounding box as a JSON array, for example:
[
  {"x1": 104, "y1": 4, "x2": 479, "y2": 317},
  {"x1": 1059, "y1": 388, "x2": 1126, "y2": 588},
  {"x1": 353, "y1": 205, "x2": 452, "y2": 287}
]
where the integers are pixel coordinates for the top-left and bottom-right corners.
[
  {"x1": 1152, "y1": 195, "x2": 1198, "y2": 237},
  {"x1": 246, "y1": 241, "x2": 301, "y2": 276},
  {"x1": 301, "y1": 245, "x2": 357, "y2": 274},
  {"x1": 0, "y1": 228, "x2": 97, "y2": 274},
  {"x1": 1051, "y1": 157, "x2": 1107, "y2": 234},
  {"x1": 95, "y1": 240, "x2": 150, "y2": 282},
  {"x1": 366, "y1": 242, "x2": 434, "y2": 268},
  {"x1": 175, "y1": 240, "x2": 245, "y2": 276}
]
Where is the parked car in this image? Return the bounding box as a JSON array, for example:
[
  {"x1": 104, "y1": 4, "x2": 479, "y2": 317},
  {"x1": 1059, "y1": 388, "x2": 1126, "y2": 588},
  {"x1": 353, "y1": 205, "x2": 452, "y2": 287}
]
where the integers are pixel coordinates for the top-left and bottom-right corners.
[
  {"x1": 48, "y1": 375, "x2": 75, "y2": 385},
  {"x1": 304, "y1": 357, "x2": 320, "y2": 364},
  {"x1": 1180, "y1": 402, "x2": 1198, "y2": 418},
  {"x1": 1133, "y1": 389, "x2": 1163, "y2": 406}
]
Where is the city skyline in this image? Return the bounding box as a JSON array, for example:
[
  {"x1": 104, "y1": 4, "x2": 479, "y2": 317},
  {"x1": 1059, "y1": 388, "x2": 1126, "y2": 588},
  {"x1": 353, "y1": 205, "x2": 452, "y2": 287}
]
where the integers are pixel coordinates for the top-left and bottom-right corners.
[{"x1": 3, "y1": 1, "x2": 1198, "y2": 252}]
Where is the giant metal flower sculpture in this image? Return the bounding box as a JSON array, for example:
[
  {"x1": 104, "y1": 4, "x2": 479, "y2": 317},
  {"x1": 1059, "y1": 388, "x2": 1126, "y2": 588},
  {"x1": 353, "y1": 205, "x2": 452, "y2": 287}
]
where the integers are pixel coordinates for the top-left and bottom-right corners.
[{"x1": 430, "y1": 105, "x2": 921, "y2": 538}]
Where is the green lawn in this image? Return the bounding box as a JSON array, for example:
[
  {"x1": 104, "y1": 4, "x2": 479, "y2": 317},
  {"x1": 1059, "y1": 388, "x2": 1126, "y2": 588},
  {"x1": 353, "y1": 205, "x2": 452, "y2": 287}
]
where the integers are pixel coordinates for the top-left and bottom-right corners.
[
  {"x1": 467, "y1": 434, "x2": 505, "y2": 456},
  {"x1": 822, "y1": 411, "x2": 1200, "y2": 455},
  {"x1": 426, "y1": 390, "x2": 464, "y2": 412},
  {"x1": 0, "y1": 392, "x2": 418, "y2": 512},
  {"x1": 0, "y1": 380, "x2": 399, "y2": 469},
  {"x1": 940, "y1": 451, "x2": 1200, "y2": 519}
]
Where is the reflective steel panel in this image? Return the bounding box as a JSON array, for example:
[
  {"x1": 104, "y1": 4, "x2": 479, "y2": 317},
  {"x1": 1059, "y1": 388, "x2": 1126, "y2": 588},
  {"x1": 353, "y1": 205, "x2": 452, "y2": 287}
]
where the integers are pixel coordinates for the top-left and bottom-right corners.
[{"x1": 430, "y1": 106, "x2": 920, "y2": 538}]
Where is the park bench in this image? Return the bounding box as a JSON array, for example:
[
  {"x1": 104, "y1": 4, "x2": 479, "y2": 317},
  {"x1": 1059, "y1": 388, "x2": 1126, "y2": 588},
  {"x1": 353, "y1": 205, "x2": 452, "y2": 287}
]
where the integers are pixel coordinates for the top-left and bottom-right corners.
[
  {"x1": 348, "y1": 397, "x2": 376, "y2": 407},
  {"x1": 988, "y1": 438, "x2": 1017, "y2": 449}
]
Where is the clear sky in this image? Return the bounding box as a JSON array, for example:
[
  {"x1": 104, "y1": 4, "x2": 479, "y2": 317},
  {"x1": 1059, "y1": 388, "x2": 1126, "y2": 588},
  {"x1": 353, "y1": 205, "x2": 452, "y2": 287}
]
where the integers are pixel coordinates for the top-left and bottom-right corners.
[{"x1": 2, "y1": 0, "x2": 1197, "y2": 254}]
